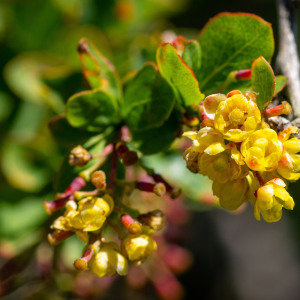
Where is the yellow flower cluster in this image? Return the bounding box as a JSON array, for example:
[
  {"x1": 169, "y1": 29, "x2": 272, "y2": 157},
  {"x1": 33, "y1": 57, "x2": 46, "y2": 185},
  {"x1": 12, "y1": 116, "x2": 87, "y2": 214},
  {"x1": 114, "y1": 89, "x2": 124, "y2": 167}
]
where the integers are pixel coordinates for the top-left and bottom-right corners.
[
  {"x1": 48, "y1": 192, "x2": 159, "y2": 277},
  {"x1": 183, "y1": 90, "x2": 299, "y2": 222}
]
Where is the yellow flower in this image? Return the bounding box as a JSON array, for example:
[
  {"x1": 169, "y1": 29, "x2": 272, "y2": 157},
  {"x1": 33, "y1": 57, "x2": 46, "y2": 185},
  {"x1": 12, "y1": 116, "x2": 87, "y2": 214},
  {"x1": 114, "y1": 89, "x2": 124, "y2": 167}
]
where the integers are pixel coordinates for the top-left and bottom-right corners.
[
  {"x1": 214, "y1": 93, "x2": 261, "y2": 142},
  {"x1": 183, "y1": 127, "x2": 226, "y2": 173},
  {"x1": 121, "y1": 233, "x2": 157, "y2": 264},
  {"x1": 89, "y1": 242, "x2": 128, "y2": 277},
  {"x1": 51, "y1": 195, "x2": 114, "y2": 242},
  {"x1": 254, "y1": 178, "x2": 294, "y2": 222},
  {"x1": 198, "y1": 143, "x2": 248, "y2": 183},
  {"x1": 277, "y1": 126, "x2": 300, "y2": 181},
  {"x1": 183, "y1": 127, "x2": 226, "y2": 155},
  {"x1": 241, "y1": 128, "x2": 283, "y2": 171},
  {"x1": 212, "y1": 178, "x2": 248, "y2": 210}
]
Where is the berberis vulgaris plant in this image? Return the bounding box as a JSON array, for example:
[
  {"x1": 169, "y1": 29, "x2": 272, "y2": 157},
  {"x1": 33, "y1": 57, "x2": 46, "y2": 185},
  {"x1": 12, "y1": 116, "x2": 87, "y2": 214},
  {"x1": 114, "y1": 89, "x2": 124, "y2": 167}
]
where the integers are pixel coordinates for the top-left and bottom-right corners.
[{"x1": 44, "y1": 12, "x2": 300, "y2": 278}]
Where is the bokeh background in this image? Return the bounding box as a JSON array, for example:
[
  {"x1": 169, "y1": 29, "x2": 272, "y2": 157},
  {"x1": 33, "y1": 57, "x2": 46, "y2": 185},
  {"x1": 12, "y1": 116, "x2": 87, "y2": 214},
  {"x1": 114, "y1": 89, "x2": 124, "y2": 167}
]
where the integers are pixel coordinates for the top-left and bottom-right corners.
[{"x1": 1, "y1": 0, "x2": 300, "y2": 299}]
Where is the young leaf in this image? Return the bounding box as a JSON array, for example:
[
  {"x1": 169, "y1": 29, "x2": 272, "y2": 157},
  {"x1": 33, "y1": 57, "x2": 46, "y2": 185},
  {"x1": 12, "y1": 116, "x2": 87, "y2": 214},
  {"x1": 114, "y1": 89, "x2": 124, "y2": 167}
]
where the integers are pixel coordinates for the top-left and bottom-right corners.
[
  {"x1": 156, "y1": 43, "x2": 204, "y2": 107},
  {"x1": 172, "y1": 36, "x2": 201, "y2": 75},
  {"x1": 251, "y1": 56, "x2": 275, "y2": 110},
  {"x1": 131, "y1": 108, "x2": 182, "y2": 155},
  {"x1": 65, "y1": 89, "x2": 120, "y2": 129},
  {"x1": 182, "y1": 39, "x2": 201, "y2": 78},
  {"x1": 78, "y1": 38, "x2": 123, "y2": 104},
  {"x1": 123, "y1": 63, "x2": 175, "y2": 131},
  {"x1": 198, "y1": 12, "x2": 274, "y2": 94}
]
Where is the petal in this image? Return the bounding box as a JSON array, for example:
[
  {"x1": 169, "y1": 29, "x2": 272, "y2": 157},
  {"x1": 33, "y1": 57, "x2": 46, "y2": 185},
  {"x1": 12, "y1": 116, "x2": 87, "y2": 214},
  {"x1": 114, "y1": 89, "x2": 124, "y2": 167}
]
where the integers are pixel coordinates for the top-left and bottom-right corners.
[
  {"x1": 204, "y1": 142, "x2": 227, "y2": 155},
  {"x1": 182, "y1": 131, "x2": 197, "y2": 140},
  {"x1": 203, "y1": 93, "x2": 226, "y2": 119},
  {"x1": 244, "y1": 116, "x2": 257, "y2": 131},
  {"x1": 256, "y1": 184, "x2": 274, "y2": 210},
  {"x1": 283, "y1": 138, "x2": 300, "y2": 154}
]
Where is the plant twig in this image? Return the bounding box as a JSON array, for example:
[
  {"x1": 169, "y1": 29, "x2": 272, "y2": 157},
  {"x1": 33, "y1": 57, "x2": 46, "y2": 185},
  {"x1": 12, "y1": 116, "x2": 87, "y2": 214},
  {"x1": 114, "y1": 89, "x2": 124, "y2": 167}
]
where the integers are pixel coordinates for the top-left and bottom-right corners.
[{"x1": 276, "y1": 0, "x2": 300, "y2": 118}]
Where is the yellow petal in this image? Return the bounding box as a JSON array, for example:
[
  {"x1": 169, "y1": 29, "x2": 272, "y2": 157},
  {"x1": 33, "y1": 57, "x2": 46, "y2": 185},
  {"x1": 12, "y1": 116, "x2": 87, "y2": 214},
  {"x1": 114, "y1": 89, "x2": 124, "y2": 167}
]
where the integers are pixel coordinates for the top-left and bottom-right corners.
[{"x1": 256, "y1": 185, "x2": 274, "y2": 210}]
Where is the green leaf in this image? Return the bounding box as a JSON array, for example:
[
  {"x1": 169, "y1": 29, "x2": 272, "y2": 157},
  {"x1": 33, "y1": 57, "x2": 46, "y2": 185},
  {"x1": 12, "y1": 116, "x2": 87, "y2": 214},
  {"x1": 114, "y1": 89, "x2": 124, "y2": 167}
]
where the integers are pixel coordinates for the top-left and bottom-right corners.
[
  {"x1": 274, "y1": 75, "x2": 288, "y2": 95},
  {"x1": 131, "y1": 108, "x2": 182, "y2": 155},
  {"x1": 182, "y1": 39, "x2": 201, "y2": 78},
  {"x1": 198, "y1": 12, "x2": 274, "y2": 94},
  {"x1": 78, "y1": 38, "x2": 122, "y2": 104},
  {"x1": 171, "y1": 36, "x2": 201, "y2": 76},
  {"x1": 48, "y1": 115, "x2": 95, "y2": 150},
  {"x1": 123, "y1": 63, "x2": 175, "y2": 131},
  {"x1": 65, "y1": 89, "x2": 120, "y2": 129},
  {"x1": 156, "y1": 43, "x2": 204, "y2": 107},
  {"x1": 251, "y1": 56, "x2": 275, "y2": 110}
]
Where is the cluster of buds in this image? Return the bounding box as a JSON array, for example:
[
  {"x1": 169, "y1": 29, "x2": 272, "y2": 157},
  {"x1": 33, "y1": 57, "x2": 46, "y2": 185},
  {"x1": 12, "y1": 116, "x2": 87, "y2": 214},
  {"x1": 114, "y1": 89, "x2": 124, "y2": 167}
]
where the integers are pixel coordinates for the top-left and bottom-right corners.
[
  {"x1": 183, "y1": 90, "x2": 299, "y2": 222},
  {"x1": 44, "y1": 139, "x2": 179, "y2": 278}
]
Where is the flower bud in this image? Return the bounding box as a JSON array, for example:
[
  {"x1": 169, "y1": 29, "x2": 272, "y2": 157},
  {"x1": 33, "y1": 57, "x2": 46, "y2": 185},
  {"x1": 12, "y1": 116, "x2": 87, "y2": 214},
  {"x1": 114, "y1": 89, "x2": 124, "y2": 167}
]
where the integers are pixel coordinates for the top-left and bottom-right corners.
[
  {"x1": 69, "y1": 146, "x2": 92, "y2": 166},
  {"x1": 89, "y1": 243, "x2": 128, "y2": 277},
  {"x1": 91, "y1": 170, "x2": 106, "y2": 190},
  {"x1": 137, "y1": 210, "x2": 164, "y2": 230},
  {"x1": 153, "y1": 183, "x2": 166, "y2": 197},
  {"x1": 121, "y1": 214, "x2": 142, "y2": 234},
  {"x1": 121, "y1": 234, "x2": 157, "y2": 264},
  {"x1": 254, "y1": 178, "x2": 294, "y2": 222},
  {"x1": 74, "y1": 249, "x2": 94, "y2": 271}
]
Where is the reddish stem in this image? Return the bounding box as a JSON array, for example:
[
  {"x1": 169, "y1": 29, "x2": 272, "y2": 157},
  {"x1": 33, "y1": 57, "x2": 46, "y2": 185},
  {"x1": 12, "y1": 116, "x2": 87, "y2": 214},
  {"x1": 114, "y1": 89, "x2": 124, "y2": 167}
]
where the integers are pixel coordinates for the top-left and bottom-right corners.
[
  {"x1": 107, "y1": 144, "x2": 118, "y2": 194},
  {"x1": 61, "y1": 177, "x2": 86, "y2": 197},
  {"x1": 48, "y1": 230, "x2": 74, "y2": 247},
  {"x1": 43, "y1": 195, "x2": 72, "y2": 215},
  {"x1": 136, "y1": 181, "x2": 155, "y2": 192}
]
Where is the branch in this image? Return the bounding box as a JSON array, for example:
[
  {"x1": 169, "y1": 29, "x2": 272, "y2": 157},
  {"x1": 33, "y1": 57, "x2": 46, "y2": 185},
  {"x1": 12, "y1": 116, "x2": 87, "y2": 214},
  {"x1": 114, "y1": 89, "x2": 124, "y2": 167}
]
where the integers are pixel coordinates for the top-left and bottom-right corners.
[{"x1": 276, "y1": 0, "x2": 300, "y2": 118}]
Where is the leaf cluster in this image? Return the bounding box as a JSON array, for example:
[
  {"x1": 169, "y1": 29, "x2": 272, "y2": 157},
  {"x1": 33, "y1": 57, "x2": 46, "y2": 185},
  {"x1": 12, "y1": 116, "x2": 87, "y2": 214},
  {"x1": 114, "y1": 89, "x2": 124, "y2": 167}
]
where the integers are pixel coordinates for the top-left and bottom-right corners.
[{"x1": 50, "y1": 13, "x2": 286, "y2": 158}]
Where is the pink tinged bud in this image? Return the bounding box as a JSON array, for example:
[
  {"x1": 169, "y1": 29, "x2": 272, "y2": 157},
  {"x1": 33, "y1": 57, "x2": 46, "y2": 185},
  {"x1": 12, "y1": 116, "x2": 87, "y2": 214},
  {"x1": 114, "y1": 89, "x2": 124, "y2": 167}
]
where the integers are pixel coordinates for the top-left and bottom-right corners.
[
  {"x1": 48, "y1": 230, "x2": 74, "y2": 247},
  {"x1": 43, "y1": 195, "x2": 71, "y2": 215},
  {"x1": 227, "y1": 90, "x2": 242, "y2": 98},
  {"x1": 235, "y1": 69, "x2": 251, "y2": 80},
  {"x1": 121, "y1": 215, "x2": 142, "y2": 234},
  {"x1": 264, "y1": 101, "x2": 292, "y2": 117},
  {"x1": 74, "y1": 249, "x2": 95, "y2": 271},
  {"x1": 59, "y1": 177, "x2": 86, "y2": 198}
]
